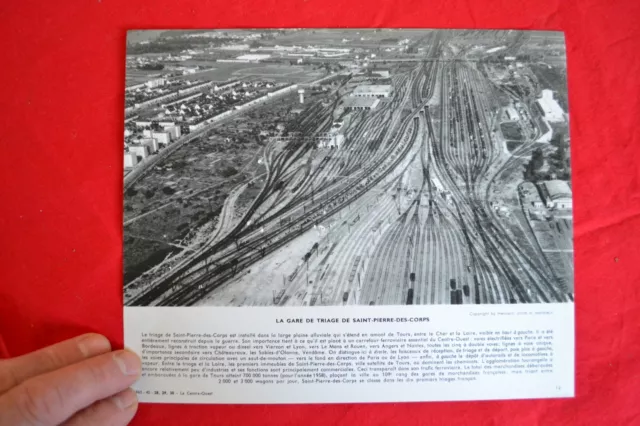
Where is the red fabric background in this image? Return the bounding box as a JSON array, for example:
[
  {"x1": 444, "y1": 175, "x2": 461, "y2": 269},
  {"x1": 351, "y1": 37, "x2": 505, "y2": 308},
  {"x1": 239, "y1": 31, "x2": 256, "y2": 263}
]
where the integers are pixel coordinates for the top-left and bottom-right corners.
[{"x1": 1, "y1": 0, "x2": 639, "y2": 424}]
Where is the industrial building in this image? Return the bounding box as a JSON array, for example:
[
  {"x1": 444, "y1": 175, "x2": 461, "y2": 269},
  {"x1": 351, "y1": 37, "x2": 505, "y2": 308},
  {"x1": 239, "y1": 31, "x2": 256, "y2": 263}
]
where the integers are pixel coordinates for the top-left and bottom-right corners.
[
  {"x1": 341, "y1": 97, "x2": 380, "y2": 111},
  {"x1": 351, "y1": 84, "x2": 393, "y2": 98},
  {"x1": 504, "y1": 106, "x2": 520, "y2": 121},
  {"x1": 539, "y1": 180, "x2": 572, "y2": 210},
  {"x1": 519, "y1": 181, "x2": 549, "y2": 219},
  {"x1": 318, "y1": 133, "x2": 344, "y2": 149},
  {"x1": 145, "y1": 78, "x2": 166, "y2": 89},
  {"x1": 536, "y1": 89, "x2": 565, "y2": 123},
  {"x1": 235, "y1": 54, "x2": 271, "y2": 62}
]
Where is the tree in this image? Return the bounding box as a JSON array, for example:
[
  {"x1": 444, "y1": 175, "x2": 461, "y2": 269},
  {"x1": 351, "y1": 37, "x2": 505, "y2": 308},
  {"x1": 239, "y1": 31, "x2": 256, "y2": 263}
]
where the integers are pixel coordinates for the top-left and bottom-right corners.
[
  {"x1": 220, "y1": 166, "x2": 238, "y2": 178},
  {"x1": 162, "y1": 186, "x2": 176, "y2": 195},
  {"x1": 550, "y1": 130, "x2": 564, "y2": 147},
  {"x1": 531, "y1": 147, "x2": 544, "y2": 171},
  {"x1": 523, "y1": 161, "x2": 536, "y2": 181},
  {"x1": 554, "y1": 142, "x2": 567, "y2": 164}
]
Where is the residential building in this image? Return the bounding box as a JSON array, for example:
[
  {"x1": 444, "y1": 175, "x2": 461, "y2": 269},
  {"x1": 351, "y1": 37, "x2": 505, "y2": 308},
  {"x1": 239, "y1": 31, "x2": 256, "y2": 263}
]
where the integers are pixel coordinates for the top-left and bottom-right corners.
[
  {"x1": 124, "y1": 152, "x2": 138, "y2": 168},
  {"x1": 151, "y1": 131, "x2": 171, "y2": 145},
  {"x1": 164, "y1": 125, "x2": 182, "y2": 140},
  {"x1": 141, "y1": 138, "x2": 159, "y2": 153},
  {"x1": 128, "y1": 145, "x2": 149, "y2": 160},
  {"x1": 145, "y1": 78, "x2": 166, "y2": 88}
]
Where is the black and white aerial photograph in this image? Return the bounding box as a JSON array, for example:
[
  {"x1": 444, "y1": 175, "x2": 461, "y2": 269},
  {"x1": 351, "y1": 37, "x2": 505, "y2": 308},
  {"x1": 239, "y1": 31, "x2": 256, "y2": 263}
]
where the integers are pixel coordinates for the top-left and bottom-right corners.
[{"x1": 123, "y1": 29, "x2": 573, "y2": 307}]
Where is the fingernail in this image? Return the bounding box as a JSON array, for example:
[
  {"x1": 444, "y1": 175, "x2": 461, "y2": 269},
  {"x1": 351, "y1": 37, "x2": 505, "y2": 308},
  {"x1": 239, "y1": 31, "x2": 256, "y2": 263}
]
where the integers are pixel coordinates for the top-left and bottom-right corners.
[
  {"x1": 112, "y1": 388, "x2": 138, "y2": 410},
  {"x1": 113, "y1": 350, "x2": 141, "y2": 376},
  {"x1": 77, "y1": 334, "x2": 111, "y2": 357}
]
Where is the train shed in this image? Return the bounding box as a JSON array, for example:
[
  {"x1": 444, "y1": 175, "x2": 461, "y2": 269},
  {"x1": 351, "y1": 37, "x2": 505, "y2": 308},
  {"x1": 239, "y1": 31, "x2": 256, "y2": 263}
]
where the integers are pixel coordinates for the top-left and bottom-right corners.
[{"x1": 341, "y1": 97, "x2": 381, "y2": 111}]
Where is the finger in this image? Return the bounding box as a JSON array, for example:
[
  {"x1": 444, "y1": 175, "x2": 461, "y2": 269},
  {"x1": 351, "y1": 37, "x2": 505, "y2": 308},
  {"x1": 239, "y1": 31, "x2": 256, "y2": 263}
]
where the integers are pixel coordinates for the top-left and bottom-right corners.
[
  {"x1": 0, "y1": 333, "x2": 112, "y2": 394},
  {"x1": 0, "y1": 349, "x2": 141, "y2": 426},
  {"x1": 61, "y1": 388, "x2": 138, "y2": 426}
]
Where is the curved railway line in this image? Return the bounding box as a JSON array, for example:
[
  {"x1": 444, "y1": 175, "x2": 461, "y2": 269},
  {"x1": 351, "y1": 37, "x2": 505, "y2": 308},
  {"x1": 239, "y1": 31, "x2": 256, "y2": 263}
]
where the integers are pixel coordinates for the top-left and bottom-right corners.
[{"x1": 125, "y1": 33, "x2": 571, "y2": 307}]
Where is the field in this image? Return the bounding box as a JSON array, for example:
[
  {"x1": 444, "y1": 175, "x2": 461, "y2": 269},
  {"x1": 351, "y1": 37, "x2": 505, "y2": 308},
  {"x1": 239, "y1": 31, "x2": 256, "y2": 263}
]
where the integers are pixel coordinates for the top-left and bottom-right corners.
[
  {"x1": 506, "y1": 141, "x2": 524, "y2": 152},
  {"x1": 126, "y1": 68, "x2": 169, "y2": 86},
  {"x1": 530, "y1": 219, "x2": 574, "y2": 292},
  {"x1": 271, "y1": 29, "x2": 430, "y2": 47},
  {"x1": 500, "y1": 121, "x2": 524, "y2": 140},
  {"x1": 124, "y1": 135, "x2": 261, "y2": 284},
  {"x1": 123, "y1": 90, "x2": 326, "y2": 283},
  {"x1": 126, "y1": 60, "x2": 326, "y2": 87},
  {"x1": 181, "y1": 62, "x2": 325, "y2": 83},
  {"x1": 127, "y1": 30, "x2": 164, "y2": 44}
]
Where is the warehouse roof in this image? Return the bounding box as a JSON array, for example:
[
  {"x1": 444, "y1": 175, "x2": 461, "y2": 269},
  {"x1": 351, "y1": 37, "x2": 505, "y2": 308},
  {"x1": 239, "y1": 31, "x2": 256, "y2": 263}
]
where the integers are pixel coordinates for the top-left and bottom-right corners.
[
  {"x1": 236, "y1": 54, "x2": 271, "y2": 61},
  {"x1": 352, "y1": 84, "x2": 392, "y2": 95},
  {"x1": 542, "y1": 180, "x2": 572, "y2": 201},
  {"x1": 342, "y1": 97, "x2": 380, "y2": 109},
  {"x1": 537, "y1": 89, "x2": 564, "y2": 120}
]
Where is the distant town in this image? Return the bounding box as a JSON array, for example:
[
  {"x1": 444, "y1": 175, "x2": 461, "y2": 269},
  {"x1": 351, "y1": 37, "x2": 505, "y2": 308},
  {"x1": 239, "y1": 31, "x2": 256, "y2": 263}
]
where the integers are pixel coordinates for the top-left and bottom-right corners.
[{"x1": 123, "y1": 29, "x2": 573, "y2": 308}]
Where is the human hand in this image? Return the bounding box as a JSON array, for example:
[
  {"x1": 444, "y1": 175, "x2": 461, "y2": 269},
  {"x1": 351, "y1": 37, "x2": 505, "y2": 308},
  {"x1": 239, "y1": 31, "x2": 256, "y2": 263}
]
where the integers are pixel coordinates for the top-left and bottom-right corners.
[{"x1": 0, "y1": 333, "x2": 141, "y2": 425}]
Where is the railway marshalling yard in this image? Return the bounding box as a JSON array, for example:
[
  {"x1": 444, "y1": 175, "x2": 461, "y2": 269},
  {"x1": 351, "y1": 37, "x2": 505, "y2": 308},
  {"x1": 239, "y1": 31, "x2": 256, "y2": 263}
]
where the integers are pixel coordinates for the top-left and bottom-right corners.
[{"x1": 124, "y1": 31, "x2": 573, "y2": 307}]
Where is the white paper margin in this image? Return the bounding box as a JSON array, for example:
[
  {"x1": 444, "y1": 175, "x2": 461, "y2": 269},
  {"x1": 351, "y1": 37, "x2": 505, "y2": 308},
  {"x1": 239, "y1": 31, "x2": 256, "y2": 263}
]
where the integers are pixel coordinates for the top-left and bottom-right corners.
[{"x1": 125, "y1": 303, "x2": 574, "y2": 404}]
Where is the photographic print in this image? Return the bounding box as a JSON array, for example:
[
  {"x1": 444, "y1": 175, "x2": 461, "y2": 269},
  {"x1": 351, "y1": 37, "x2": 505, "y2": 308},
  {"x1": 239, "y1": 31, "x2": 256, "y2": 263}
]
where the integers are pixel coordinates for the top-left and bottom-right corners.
[{"x1": 123, "y1": 29, "x2": 573, "y2": 307}]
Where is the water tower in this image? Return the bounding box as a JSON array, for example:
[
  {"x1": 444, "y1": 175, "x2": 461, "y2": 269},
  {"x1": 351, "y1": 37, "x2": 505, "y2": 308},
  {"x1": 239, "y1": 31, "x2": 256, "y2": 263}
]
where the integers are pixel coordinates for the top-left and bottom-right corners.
[{"x1": 298, "y1": 89, "x2": 305, "y2": 104}]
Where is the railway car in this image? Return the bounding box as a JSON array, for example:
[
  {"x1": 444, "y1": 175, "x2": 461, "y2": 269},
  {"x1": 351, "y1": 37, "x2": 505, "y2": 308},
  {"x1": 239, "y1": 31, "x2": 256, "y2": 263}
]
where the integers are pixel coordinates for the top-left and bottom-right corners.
[{"x1": 406, "y1": 288, "x2": 414, "y2": 305}]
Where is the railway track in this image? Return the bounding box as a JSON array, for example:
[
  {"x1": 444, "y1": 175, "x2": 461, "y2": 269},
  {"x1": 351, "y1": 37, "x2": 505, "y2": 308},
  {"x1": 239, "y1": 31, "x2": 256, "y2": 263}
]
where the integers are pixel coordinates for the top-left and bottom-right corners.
[
  {"x1": 126, "y1": 35, "x2": 570, "y2": 307},
  {"x1": 127, "y1": 92, "x2": 424, "y2": 306}
]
